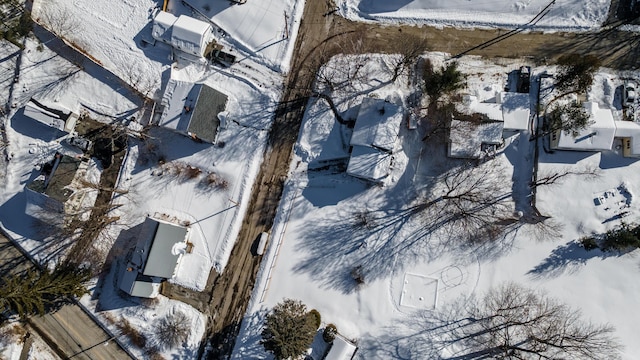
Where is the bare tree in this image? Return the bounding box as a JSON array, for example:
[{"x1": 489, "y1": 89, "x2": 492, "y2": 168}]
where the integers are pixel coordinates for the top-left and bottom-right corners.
[
  {"x1": 452, "y1": 283, "x2": 622, "y2": 359},
  {"x1": 415, "y1": 160, "x2": 514, "y2": 244},
  {"x1": 150, "y1": 311, "x2": 190, "y2": 350},
  {"x1": 387, "y1": 36, "x2": 428, "y2": 82}
]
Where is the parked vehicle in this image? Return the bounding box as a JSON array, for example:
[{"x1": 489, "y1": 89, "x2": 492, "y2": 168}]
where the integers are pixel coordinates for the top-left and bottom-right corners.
[
  {"x1": 256, "y1": 232, "x2": 269, "y2": 256},
  {"x1": 623, "y1": 81, "x2": 636, "y2": 108}
]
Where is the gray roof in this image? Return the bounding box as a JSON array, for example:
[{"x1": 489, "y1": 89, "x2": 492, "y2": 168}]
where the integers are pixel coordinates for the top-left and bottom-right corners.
[
  {"x1": 26, "y1": 153, "x2": 81, "y2": 203},
  {"x1": 142, "y1": 220, "x2": 188, "y2": 278},
  {"x1": 187, "y1": 84, "x2": 226, "y2": 143}
]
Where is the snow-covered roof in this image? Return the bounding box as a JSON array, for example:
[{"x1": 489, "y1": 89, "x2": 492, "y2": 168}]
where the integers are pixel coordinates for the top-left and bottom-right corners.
[
  {"x1": 171, "y1": 15, "x2": 212, "y2": 57},
  {"x1": 448, "y1": 119, "x2": 503, "y2": 159},
  {"x1": 159, "y1": 80, "x2": 227, "y2": 143},
  {"x1": 614, "y1": 120, "x2": 640, "y2": 156},
  {"x1": 23, "y1": 99, "x2": 76, "y2": 133},
  {"x1": 346, "y1": 145, "x2": 392, "y2": 182},
  {"x1": 325, "y1": 334, "x2": 357, "y2": 360},
  {"x1": 500, "y1": 92, "x2": 530, "y2": 131},
  {"x1": 463, "y1": 92, "x2": 530, "y2": 131},
  {"x1": 142, "y1": 219, "x2": 189, "y2": 279},
  {"x1": 469, "y1": 100, "x2": 502, "y2": 122},
  {"x1": 553, "y1": 102, "x2": 616, "y2": 151},
  {"x1": 152, "y1": 11, "x2": 177, "y2": 44},
  {"x1": 350, "y1": 98, "x2": 403, "y2": 152}
]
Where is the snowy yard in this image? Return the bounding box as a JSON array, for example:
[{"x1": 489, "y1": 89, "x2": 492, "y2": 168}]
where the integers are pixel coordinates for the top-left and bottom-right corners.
[
  {"x1": 3, "y1": 0, "x2": 640, "y2": 358},
  {"x1": 233, "y1": 52, "x2": 640, "y2": 360}
]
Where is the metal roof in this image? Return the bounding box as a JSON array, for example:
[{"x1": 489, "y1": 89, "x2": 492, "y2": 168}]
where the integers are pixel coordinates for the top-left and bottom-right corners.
[{"x1": 142, "y1": 221, "x2": 188, "y2": 278}]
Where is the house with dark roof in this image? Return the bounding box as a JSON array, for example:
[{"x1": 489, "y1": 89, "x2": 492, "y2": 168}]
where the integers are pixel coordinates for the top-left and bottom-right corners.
[
  {"x1": 25, "y1": 152, "x2": 96, "y2": 221},
  {"x1": 119, "y1": 217, "x2": 191, "y2": 298},
  {"x1": 158, "y1": 79, "x2": 228, "y2": 143}
]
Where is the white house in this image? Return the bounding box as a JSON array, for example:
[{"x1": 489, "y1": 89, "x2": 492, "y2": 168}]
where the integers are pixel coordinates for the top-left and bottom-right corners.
[
  {"x1": 119, "y1": 217, "x2": 191, "y2": 298},
  {"x1": 346, "y1": 97, "x2": 403, "y2": 183},
  {"x1": 550, "y1": 102, "x2": 617, "y2": 152},
  {"x1": 549, "y1": 101, "x2": 640, "y2": 158},
  {"x1": 23, "y1": 99, "x2": 78, "y2": 133},
  {"x1": 151, "y1": 11, "x2": 213, "y2": 57}
]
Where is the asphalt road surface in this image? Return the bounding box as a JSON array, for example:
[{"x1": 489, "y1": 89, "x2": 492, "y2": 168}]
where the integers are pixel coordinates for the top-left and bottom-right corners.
[{"x1": 0, "y1": 232, "x2": 132, "y2": 359}]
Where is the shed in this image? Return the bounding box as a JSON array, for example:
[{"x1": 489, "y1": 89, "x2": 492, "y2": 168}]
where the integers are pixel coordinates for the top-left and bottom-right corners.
[
  {"x1": 550, "y1": 102, "x2": 616, "y2": 152},
  {"x1": 24, "y1": 99, "x2": 77, "y2": 133},
  {"x1": 171, "y1": 15, "x2": 212, "y2": 57}
]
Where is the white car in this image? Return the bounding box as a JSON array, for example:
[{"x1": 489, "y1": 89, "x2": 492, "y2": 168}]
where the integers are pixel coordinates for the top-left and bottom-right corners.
[{"x1": 623, "y1": 81, "x2": 636, "y2": 107}]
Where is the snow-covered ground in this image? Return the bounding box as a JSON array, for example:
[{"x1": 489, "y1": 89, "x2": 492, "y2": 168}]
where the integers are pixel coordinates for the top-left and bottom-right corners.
[
  {"x1": 2, "y1": 0, "x2": 639, "y2": 358},
  {"x1": 169, "y1": 0, "x2": 305, "y2": 73},
  {"x1": 1, "y1": 0, "x2": 285, "y2": 354},
  {"x1": 338, "y1": 0, "x2": 611, "y2": 31},
  {"x1": 232, "y1": 52, "x2": 640, "y2": 359},
  {"x1": 1, "y1": 322, "x2": 60, "y2": 360}
]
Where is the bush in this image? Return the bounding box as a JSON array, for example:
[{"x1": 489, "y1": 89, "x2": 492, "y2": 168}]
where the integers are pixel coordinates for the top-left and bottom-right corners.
[
  {"x1": 184, "y1": 165, "x2": 202, "y2": 179},
  {"x1": 351, "y1": 265, "x2": 365, "y2": 286},
  {"x1": 308, "y1": 309, "x2": 321, "y2": 329},
  {"x1": 202, "y1": 172, "x2": 229, "y2": 190},
  {"x1": 151, "y1": 311, "x2": 190, "y2": 350},
  {"x1": 580, "y1": 236, "x2": 598, "y2": 251},
  {"x1": 323, "y1": 324, "x2": 337, "y2": 343},
  {"x1": 116, "y1": 318, "x2": 146, "y2": 348}
]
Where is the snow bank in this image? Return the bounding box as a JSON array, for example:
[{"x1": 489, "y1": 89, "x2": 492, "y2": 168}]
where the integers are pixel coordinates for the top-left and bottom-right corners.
[{"x1": 339, "y1": 0, "x2": 611, "y2": 31}]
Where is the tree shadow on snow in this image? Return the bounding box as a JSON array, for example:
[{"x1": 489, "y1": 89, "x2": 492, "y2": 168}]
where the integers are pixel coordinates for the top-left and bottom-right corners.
[{"x1": 527, "y1": 240, "x2": 622, "y2": 279}]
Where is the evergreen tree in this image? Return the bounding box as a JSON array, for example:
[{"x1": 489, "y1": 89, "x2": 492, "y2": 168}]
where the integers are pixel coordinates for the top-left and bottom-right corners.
[
  {"x1": 0, "y1": 263, "x2": 90, "y2": 319},
  {"x1": 547, "y1": 101, "x2": 593, "y2": 137},
  {"x1": 423, "y1": 61, "x2": 465, "y2": 101},
  {"x1": 555, "y1": 54, "x2": 601, "y2": 94},
  {"x1": 261, "y1": 299, "x2": 318, "y2": 360}
]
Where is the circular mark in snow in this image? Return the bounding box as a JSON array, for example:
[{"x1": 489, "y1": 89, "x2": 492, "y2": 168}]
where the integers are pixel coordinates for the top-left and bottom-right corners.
[{"x1": 441, "y1": 266, "x2": 464, "y2": 288}]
